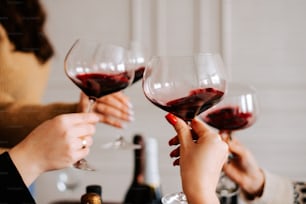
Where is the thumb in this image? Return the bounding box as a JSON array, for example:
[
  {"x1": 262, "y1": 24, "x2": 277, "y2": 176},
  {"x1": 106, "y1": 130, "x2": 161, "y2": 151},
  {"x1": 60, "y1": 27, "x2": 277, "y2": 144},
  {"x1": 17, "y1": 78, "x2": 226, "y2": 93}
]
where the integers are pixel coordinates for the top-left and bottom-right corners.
[
  {"x1": 165, "y1": 113, "x2": 192, "y2": 147},
  {"x1": 190, "y1": 117, "x2": 214, "y2": 141}
]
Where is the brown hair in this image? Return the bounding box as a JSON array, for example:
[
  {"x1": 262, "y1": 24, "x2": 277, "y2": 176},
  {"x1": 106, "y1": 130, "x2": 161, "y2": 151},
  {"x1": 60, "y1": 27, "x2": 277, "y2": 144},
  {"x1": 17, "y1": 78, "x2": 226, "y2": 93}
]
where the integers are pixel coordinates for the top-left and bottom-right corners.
[{"x1": 0, "y1": 0, "x2": 54, "y2": 64}]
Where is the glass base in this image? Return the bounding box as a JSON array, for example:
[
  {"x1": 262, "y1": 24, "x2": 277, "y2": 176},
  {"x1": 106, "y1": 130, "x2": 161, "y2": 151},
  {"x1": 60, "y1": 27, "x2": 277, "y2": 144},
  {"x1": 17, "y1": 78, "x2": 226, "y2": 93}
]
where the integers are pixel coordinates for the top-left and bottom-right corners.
[
  {"x1": 101, "y1": 136, "x2": 141, "y2": 150},
  {"x1": 216, "y1": 173, "x2": 239, "y2": 197},
  {"x1": 162, "y1": 192, "x2": 187, "y2": 204}
]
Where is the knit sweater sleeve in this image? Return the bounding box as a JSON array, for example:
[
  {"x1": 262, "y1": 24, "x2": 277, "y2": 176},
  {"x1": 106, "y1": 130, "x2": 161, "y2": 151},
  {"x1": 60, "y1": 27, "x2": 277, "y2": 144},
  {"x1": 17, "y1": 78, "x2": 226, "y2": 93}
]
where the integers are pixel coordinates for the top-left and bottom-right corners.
[
  {"x1": 241, "y1": 170, "x2": 294, "y2": 204},
  {"x1": 0, "y1": 152, "x2": 36, "y2": 203},
  {"x1": 0, "y1": 102, "x2": 78, "y2": 147}
]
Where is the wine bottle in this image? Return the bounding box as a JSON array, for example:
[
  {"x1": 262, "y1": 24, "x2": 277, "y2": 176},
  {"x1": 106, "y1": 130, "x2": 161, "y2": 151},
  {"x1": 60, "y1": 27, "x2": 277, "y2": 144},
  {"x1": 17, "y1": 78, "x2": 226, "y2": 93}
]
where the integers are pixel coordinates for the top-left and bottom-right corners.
[
  {"x1": 144, "y1": 137, "x2": 162, "y2": 204},
  {"x1": 123, "y1": 134, "x2": 157, "y2": 204},
  {"x1": 81, "y1": 184, "x2": 102, "y2": 204}
]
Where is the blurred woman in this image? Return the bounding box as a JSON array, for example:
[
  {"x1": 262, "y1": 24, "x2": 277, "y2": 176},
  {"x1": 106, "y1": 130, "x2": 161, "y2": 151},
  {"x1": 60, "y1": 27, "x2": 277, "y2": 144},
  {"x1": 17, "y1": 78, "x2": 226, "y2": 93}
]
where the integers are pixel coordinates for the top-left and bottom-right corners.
[{"x1": 0, "y1": 0, "x2": 133, "y2": 150}]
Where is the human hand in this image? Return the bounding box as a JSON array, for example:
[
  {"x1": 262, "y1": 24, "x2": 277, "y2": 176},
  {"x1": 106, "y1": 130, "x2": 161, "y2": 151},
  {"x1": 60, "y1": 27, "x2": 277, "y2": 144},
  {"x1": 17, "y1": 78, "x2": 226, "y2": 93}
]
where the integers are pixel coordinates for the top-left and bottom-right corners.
[
  {"x1": 78, "y1": 92, "x2": 134, "y2": 128},
  {"x1": 166, "y1": 113, "x2": 228, "y2": 204},
  {"x1": 223, "y1": 138, "x2": 265, "y2": 199},
  {"x1": 9, "y1": 113, "x2": 99, "y2": 186}
]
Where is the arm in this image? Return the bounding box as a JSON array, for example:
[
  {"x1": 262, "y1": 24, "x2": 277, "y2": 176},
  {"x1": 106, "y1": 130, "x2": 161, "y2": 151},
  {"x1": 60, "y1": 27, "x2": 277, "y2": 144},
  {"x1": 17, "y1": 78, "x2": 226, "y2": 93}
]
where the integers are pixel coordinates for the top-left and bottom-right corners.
[
  {"x1": 0, "y1": 92, "x2": 133, "y2": 148},
  {"x1": 8, "y1": 112, "x2": 99, "y2": 186},
  {"x1": 166, "y1": 114, "x2": 229, "y2": 204},
  {"x1": 0, "y1": 102, "x2": 79, "y2": 147},
  {"x1": 0, "y1": 112, "x2": 99, "y2": 202}
]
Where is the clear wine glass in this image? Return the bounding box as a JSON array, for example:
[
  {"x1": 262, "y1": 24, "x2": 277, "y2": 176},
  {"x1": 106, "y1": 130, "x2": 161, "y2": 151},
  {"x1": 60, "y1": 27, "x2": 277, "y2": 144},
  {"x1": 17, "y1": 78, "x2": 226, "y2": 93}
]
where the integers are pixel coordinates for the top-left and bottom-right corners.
[
  {"x1": 200, "y1": 82, "x2": 258, "y2": 200},
  {"x1": 101, "y1": 43, "x2": 148, "y2": 150},
  {"x1": 64, "y1": 39, "x2": 135, "y2": 170},
  {"x1": 142, "y1": 53, "x2": 227, "y2": 203}
]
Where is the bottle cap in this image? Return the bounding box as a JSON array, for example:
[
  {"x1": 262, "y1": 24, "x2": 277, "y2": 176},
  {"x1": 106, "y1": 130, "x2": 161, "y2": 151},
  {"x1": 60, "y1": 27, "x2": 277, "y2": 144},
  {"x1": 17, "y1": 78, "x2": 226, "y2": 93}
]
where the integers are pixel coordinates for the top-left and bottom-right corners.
[
  {"x1": 86, "y1": 185, "x2": 102, "y2": 196},
  {"x1": 81, "y1": 193, "x2": 102, "y2": 204}
]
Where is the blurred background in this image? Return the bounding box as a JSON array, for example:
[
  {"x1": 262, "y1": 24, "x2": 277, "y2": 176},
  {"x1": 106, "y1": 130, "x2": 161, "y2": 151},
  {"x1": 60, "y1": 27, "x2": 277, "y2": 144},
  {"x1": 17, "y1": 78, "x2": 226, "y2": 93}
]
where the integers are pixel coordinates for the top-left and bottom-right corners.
[{"x1": 36, "y1": 0, "x2": 306, "y2": 203}]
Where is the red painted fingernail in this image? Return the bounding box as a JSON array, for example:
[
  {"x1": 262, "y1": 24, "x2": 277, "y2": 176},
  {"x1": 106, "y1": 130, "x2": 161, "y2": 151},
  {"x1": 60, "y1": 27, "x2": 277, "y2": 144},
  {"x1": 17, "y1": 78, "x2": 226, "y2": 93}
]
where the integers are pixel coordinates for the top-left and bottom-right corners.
[
  {"x1": 173, "y1": 159, "x2": 179, "y2": 166},
  {"x1": 165, "y1": 113, "x2": 177, "y2": 125}
]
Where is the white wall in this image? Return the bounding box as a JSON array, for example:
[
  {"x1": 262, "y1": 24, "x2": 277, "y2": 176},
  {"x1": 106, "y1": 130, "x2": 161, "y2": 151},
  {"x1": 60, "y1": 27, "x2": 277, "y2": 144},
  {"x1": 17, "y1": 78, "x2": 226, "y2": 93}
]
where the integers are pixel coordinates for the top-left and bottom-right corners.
[{"x1": 36, "y1": 0, "x2": 306, "y2": 203}]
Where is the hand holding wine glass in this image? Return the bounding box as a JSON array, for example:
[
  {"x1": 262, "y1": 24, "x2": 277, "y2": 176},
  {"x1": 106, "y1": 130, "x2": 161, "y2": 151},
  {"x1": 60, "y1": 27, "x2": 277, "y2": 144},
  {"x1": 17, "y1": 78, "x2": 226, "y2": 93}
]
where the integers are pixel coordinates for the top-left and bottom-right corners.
[
  {"x1": 166, "y1": 113, "x2": 229, "y2": 204},
  {"x1": 200, "y1": 82, "x2": 259, "y2": 198},
  {"x1": 64, "y1": 39, "x2": 135, "y2": 170},
  {"x1": 142, "y1": 53, "x2": 227, "y2": 203}
]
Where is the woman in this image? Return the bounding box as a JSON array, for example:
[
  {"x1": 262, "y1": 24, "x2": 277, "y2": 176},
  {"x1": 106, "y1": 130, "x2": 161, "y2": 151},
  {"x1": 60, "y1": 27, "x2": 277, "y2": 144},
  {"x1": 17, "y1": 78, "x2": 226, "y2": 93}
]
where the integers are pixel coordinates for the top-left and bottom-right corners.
[{"x1": 0, "y1": 0, "x2": 133, "y2": 149}]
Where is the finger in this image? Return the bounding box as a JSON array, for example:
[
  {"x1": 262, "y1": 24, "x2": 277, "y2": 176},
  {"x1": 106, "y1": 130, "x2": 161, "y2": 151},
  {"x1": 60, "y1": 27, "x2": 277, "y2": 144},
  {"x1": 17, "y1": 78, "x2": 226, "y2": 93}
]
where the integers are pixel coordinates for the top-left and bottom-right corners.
[
  {"x1": 74, "y1": 148, "x2": 91, "y2": 162},
  {"x1": 169, "y1": 135, "x2": 179, "y2": 146},
  {"x1": 222, "y1": 161, "x2": 242, "y2": 183},
  {"x1": 165, "y1": 113, "x2": 192, "y2": 148},
  {"x1": 95, "y1": 103, "x2": 134, "y2": 122},
  {"x1": 96, "y1": 92, "x2": 132, "y2": 114},
  {"x1": 190, "y1": 117, "x2": 215, "y2": 141},
  {"x1": 169, "y1": 132, "x2": 198, "y2": 146},
  {"x1": 228, "y1": 138, "x2": 247, "y2": 156},
  {"x1": 173, "y1": 158, "x2": 180, "y2": 166},
  {"x1": 68, "y1": 123, "x2": 97, "y2": 139},
  {"x1": 170, "y1": 146, "x2": 180, "y2": 158},
  {"x1": 57, "y1": 113, "x2": 100, "y2": 127},
  {"x1": 97, "y1": 116, "x2": 125, "y2": 128}
]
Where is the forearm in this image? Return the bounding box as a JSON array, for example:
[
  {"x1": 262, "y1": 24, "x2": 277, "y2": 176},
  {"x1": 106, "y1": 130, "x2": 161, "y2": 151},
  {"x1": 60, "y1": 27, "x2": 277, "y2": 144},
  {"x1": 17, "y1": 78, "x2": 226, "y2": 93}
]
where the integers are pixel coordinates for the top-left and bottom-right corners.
[{"x1": 0, "y1": 102, "x2": 78, "y2": 147}]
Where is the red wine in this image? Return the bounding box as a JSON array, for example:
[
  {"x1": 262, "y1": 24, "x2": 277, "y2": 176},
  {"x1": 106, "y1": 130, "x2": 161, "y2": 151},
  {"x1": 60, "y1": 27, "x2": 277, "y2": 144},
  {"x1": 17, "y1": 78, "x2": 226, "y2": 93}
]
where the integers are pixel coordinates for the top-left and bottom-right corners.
[
  {"x1": 149, "y1": 88, "x2": 224, "y2": 121},
  {"x1": 202, "y1": 106, "x2": 254, "y2": 131},
  {"x1": 132, "y1": 66, "x2": 145, "y2": 84},
  {"x1": 72, "y1": 72, "x2": 131, "y2": 98}
]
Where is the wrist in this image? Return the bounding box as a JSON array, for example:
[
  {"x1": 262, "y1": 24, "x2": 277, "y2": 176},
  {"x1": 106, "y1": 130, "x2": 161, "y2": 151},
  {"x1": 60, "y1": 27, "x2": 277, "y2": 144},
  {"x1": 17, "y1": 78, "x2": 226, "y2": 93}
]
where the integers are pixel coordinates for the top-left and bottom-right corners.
[
  {"x1": 9, "y1": 142, "x2": 43, "y2": 186},
  {"x1": 184, "y1": 182, "x2": 219, "y2": 204},
  {"x1": 242, "y1": 169, "x2": 265, "y2": 200}
]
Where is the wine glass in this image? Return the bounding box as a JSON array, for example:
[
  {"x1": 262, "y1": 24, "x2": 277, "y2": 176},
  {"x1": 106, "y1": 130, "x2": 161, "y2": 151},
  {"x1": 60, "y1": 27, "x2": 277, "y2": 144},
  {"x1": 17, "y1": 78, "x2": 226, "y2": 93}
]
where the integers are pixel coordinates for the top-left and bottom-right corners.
[
  {"x1": 101, "y1": 43, "x2": 148, "y2": 150},
  {"x1": 64, "y1": 39, "x2": 135, "y2": 170},
  {"x1": 142, "y1": 53, "x2": 227, "y2": 203},
  {"x1": 200, "y1": 82, "x2": 258, "y2": 200}
]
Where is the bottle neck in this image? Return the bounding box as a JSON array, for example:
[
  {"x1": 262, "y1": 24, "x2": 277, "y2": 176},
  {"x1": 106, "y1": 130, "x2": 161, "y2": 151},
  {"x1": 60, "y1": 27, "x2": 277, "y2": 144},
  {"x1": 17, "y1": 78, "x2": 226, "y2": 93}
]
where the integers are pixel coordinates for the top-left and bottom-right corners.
[
  {"x1": 132, "y1": 135, "x2": 145, "y2": 184},
  {"x1": 144, "y1": 137, "x2": 160, "y2": 188}
]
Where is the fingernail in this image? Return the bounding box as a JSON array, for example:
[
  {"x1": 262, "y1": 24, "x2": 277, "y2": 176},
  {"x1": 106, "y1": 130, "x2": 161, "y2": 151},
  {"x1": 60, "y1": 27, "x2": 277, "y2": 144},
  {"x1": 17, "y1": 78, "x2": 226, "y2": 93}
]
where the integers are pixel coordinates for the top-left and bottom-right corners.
[
  {"x1": 165, "y1": 113, "x2": 177, "y2": 125},
  {"x1": 127, "y1": 101, "x2": 133, "y2": 108},
  {"x1": 128, "y1": 109, "x2": 135, "y2": 116},
  {"x1": 170, "y1": 151, "x2": 175, "y2": 158},
  {"x1": 173, "y1": 160, "x2": 179, "y2": 166},
  {"x1": 128, "y1": 115, "x2": 135, "y2": 122}
]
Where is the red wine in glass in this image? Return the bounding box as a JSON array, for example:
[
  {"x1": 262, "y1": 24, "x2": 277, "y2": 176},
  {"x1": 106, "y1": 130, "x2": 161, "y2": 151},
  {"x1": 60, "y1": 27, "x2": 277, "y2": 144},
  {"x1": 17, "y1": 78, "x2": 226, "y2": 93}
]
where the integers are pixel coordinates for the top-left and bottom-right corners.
[
  {"x1": 64, "y1": 39, "x2": 134, "y2": 170},
  {"x1": 72, "y1": 72, "x2": 132, "y2": 99},
  {"x1": 143, "y1": 54, "x2": 228, "y2": 204},
  {"x1": 131, "y1": 66, "x2": 145, "y2": 84},
  {"x1": 148, "y1": 88, "x2": 224, "y2": 122},
  {"x1": 202, "y1": 106, "x2": 255, "y2": 132},
  {"x1": 200, "y1": 82, "x2": 258, "y2": 198}
]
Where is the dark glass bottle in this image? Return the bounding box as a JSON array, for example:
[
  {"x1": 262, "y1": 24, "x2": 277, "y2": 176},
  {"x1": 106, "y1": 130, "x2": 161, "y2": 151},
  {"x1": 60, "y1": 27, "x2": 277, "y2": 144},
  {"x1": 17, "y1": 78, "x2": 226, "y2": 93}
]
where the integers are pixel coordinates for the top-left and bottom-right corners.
[
  {"x1": 81, "y1": 185, "x2": 102, "y2": 204},
  {"x1": 123, "y1": 134, "x2": 158, "y2": 204}
]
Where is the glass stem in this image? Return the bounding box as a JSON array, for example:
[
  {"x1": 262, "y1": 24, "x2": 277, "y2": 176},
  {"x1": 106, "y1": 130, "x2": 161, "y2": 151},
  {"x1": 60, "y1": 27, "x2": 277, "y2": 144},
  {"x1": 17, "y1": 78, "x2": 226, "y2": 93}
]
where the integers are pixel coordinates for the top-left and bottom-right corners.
[
  {"x1": 87, "y1": 98, "x2": 96, "y2": 113},
  {"x1": 219, "y1": 130, "x2": 232, "y2": 143}
]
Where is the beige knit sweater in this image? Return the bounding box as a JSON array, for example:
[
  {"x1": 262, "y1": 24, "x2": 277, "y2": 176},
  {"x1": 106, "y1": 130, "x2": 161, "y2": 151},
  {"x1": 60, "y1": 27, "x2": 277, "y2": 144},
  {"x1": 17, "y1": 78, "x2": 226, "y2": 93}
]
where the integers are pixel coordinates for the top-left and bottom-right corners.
[{"x1": 0, "y1": 24, "x2": 78, "y2": 148}]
